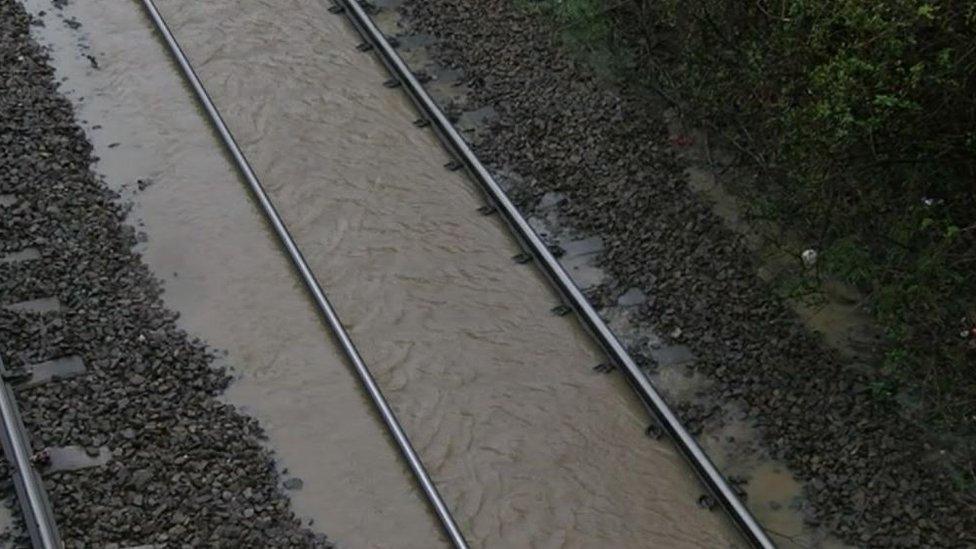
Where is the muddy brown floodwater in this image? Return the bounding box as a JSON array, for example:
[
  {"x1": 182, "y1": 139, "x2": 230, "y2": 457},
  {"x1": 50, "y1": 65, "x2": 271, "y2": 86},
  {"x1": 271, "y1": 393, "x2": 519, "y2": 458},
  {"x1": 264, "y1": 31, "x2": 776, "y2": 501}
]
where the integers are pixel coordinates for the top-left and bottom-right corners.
[
  {"x1": 21, "y1": 1, "x2": 439, "y2": 546},
  {"x1": 25, "y1": 0, "x2": 744, "y2": 546}
]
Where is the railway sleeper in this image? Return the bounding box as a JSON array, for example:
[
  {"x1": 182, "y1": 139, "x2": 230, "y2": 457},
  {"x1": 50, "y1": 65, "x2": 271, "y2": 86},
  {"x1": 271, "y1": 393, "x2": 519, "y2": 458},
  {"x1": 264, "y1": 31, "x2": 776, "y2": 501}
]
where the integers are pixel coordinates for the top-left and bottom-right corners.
[
  {"x1": 0, "y1": 247, "x2": 41, "y2": 265},
  {"x1": 2, "y1": 297, "x2": 62, "y2": 314}
]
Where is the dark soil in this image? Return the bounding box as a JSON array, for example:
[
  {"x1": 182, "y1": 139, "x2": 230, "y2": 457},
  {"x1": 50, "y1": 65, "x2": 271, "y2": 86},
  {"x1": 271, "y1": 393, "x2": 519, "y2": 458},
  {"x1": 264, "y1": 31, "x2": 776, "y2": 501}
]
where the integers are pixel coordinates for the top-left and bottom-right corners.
[
  {"x1": 0, "y1": 0, "x2": 328, "y2": 546},
  {"x1": 396, "y1": 0, "x2": 976, "y2": 546}
]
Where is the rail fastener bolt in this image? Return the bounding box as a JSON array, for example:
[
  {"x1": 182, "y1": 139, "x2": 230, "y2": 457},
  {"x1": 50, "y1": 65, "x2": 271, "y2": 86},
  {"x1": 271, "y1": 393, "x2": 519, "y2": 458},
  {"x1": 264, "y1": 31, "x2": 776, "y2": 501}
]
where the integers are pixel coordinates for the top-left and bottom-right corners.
[
  {"x1": 547, "y1": 244, "x2": 565, "y2": 258},
  {"x1": 29, "y1": 448, "x2": 51, "y2": 468},
  {"x1": 698, "y1": 494, "x2": 718, "y2": 511},
  {"x1": 551, "y1": 304, "x2": 573, "y2": 317}
]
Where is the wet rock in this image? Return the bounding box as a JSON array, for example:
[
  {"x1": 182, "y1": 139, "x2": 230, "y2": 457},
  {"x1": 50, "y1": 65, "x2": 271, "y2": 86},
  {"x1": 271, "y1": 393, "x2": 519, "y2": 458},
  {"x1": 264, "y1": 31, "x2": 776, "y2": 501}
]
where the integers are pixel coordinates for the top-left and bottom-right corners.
[
  {"x1": 0, "y1": 1, "x2": 325, "y2": 546},
  {"x1": 395, "y1": 0, "x2": 976, "y2": 545},
  {"x1": 130, "y1": 469, "x2": 152, "y2": 489}
]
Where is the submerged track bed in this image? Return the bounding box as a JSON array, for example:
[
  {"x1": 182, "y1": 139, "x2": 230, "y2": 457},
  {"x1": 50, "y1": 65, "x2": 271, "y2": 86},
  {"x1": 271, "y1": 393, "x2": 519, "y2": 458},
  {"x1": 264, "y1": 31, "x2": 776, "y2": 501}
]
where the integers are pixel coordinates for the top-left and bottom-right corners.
[
  {"x1": 139, "y1": 0, "x2": 466, "y2": 546},
  {"x1": 2, "y1": 0, "x2": 774, "y2": 546},
  {"x1": 140, "y1": 0, "x2": 771, "y2": 546},
  {"x1": 327, "y1": 1, "x2": 772, "y2": 547}
]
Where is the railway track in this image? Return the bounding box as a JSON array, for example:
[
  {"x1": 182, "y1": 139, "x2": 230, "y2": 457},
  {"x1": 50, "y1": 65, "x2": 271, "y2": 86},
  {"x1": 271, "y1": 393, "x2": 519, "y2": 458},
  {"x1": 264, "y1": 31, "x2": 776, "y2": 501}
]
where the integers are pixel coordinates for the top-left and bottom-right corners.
[
  {"x1": 323, "y1": 2, "x2": 774, "y2": 547},
  {"x1": 0, "y1": 0, "x2": 775, "y2": 547},
  {"x1": 0, "y1": 356, "x2": 61, "y2": 548}
]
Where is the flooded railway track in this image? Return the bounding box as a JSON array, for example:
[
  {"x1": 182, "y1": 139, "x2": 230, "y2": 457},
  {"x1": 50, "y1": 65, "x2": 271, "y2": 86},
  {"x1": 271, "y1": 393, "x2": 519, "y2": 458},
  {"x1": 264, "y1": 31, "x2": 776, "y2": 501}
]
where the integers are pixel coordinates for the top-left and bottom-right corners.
[
  {"x1": 139, "y1": 0, "x2": 467, "y2": 545},
  {"x1": 325, "y1": 1, "x2": 774, "y2": 547},
  {"x1": 325, "y1": 1, "x2": 772, "y2": 546},
  {"x1": 1, "y1": 0, "x2": 776, "y2": 546}
]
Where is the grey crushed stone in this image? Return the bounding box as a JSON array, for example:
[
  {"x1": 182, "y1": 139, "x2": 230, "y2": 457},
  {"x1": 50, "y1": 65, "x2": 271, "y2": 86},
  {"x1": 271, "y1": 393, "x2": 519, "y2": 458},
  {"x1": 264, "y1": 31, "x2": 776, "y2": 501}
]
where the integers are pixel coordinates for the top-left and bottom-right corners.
[{"x1": 0, "y1": 0, "x2": 329, "y2": 546}]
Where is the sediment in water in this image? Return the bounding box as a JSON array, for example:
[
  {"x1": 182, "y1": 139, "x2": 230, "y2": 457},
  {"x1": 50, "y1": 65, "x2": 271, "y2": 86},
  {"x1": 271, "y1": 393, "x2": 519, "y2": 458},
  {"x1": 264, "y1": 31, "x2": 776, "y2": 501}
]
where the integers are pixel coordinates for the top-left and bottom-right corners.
[
  {"x1": 0, "y1": 0, "x2": 328, "y2": 545},
  {"x1": 393, "y1": 0, "x2": 976, "y2": 546}
]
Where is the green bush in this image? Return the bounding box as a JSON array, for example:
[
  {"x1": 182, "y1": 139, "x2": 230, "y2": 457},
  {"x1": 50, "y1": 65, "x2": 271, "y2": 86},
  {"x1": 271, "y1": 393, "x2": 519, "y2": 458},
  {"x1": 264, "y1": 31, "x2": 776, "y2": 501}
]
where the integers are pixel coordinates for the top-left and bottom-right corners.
[{"x1": 539, "y1": 0, "x2": 976, "y2": 428}]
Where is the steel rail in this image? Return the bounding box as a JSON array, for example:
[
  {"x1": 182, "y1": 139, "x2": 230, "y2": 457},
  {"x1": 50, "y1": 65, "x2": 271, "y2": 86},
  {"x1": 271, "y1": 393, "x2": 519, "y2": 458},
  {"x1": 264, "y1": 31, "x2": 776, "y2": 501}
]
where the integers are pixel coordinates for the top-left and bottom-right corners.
[
  {"x1": 0, "y1": 357, "x2": 62, "y2": 549},
  {"x1": 138, "y1": 1, "x2": 469, "y2": 547},
  {"x1": 332, "y1": 1, "x2": 776, "y2": 547}
]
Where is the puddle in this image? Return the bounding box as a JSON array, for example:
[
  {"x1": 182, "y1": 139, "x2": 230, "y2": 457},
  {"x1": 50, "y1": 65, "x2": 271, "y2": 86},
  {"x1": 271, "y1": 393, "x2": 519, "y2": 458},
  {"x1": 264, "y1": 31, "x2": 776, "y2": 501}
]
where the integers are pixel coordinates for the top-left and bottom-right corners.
[
  {"x1": 650, "y1": 344, "x2": 697, "y2": 369},
  {"x1": 489, "y1": 161, "x2": 842, "y2": 547},
  {"x1": 663, "y1": 110, "x2": 883, "y2": 365},
  {"x1": 616, "y1": 287, "x2": 647, "y2": 306},
  {"x1": 456, "y1": 105, "x2": 496, "y2": 143},
  {"x1": 696, "y1": 414, "x2": 850, "y2": 549},
  {"x1": 530, "y1": 213, "x2": 608, "y2": 290},
  {"x1": 652, "y1": 361, "x2": 707, "y2": 400},
  {"x1": 393, "y1": 33, "x2": 436, "y2": 50}
]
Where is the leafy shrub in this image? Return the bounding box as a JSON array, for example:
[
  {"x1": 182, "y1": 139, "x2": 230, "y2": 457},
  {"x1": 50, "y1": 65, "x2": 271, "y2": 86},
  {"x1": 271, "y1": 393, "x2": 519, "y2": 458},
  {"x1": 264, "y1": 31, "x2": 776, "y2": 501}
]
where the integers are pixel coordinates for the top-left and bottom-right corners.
[{"x1": 540, "y1": 0, "x2": 976, "y2": 428}]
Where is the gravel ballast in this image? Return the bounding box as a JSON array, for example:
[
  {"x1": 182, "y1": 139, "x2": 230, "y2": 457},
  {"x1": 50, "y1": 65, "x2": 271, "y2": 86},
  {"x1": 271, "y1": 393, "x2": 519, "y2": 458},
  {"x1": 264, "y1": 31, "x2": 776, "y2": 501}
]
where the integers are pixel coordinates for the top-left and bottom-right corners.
[
  {"x1": 0, "y1": 0, "x2": 328, "y2": 546},
  {"x1": 394, "y1": 0, "x2": 976, "y2": 546}
]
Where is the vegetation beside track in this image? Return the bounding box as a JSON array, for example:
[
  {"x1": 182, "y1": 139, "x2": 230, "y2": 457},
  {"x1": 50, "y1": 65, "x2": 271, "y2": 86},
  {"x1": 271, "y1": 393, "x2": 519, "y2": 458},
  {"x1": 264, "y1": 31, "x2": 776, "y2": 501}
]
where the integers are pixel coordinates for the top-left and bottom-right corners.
[{"x1": 524, "y1": 0, "x2": 976, "y2": 443}]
